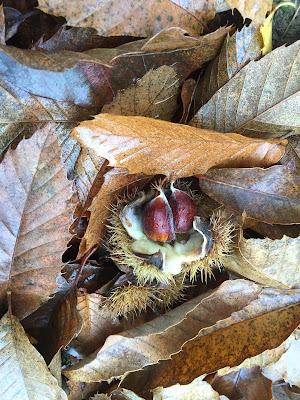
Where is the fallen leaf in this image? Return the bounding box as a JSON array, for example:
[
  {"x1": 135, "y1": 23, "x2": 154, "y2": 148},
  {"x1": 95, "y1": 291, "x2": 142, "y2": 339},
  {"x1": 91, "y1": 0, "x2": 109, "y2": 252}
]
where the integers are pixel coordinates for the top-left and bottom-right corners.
[
  {"x1": 32, "y1": 25, "x2": 138, "y2": 52},
  {"x1": 49, "y1": 350, "x2": 62, "y2": 388},
  {"x1": 225, "y1": 0, "x2": 272, "y2": 26},
  {"x1": 262, "y1": 329, "x2": 300, "y2": 387},
  {"x1": 73, "y1": 148, "x2": 105, "y2": 205},
  {"x1": 70, "y1": 291, "x2": 150, "y2": 358},
  {"x1": 217, "y1": 328, "x2": 296, "y2": 376},
  {"x1": 0, "y1": 312, "x2": 67, "y2": 399},
  {"x1": 0, "y1": 124, "x2": 73, "y2": 319},
  {"x1": 190, "y1": 40, "x2": 300, "y2": 139},
  {"x1": 63, "y1": 280, "x2": 264, "y2": 382},
  {"x1": 272, "y1": 383, "x2": 300, "y2": 400},
  {"x1": 194, "y1": 25, "x2": 263, "y2": 109},
  {"x1": 90, "y1": 395, "x2": 110, "y2": 400},
  {"x1": 280, "y1": 138, "x2": 300, "y2": 171},
  {"x1": 179, "y1": 78, "x2": 197, "y2": 124},
  {"x1": 111, "y1": 388, "x2": 145, "y2": 400},
  {"x1": 68, "y1": 380, "x2": 103, "y2": 400},
  {"x1": 37, "y1": 0, "x2": 219, "y2": 37},
  {"x1": 152, "y1": 375, "x2": 230, "y2": 400},
  {"x1": 43, "y1": 286, "x2": 83, "y2": 364},
  {"x1": 198, "y1": 166, "x2": 300, "y2": 224},
  {"x1": 243, "y1": 219, "x2": 300, "y2": 240},
  {"x1": 223, "y1": 234, "x2": 300, "y2": 288},
  {"x1": 272, "y1": 2, "x2": 300, "y2": 48},
  {"x1": 210, "y1": 367, "x2": 272, "y2": 400},
  {"x1": 102, "y1": 66, "x2": 180, "y2": 122},
  {"x1": 121, "y1": 287, "x2": 300, "y2": 393},
  {"x1": 72, "y1": 113, "x2": 286, "y2": 179}
]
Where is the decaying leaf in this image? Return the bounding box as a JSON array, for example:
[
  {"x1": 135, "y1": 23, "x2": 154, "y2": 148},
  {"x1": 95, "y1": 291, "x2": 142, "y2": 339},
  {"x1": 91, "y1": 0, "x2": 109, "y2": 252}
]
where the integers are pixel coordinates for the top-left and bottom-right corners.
[
  {"x1": 198, "y1": 166, "x2": 300, "y2": 224},
  {"x1": 194, "y1": 25, "x2": 263, "y2": 109},
  {"x1": 37, "y1": 0, "x2": 219, "y2": 37},
  {"x1": 0, "y1": 312, "x2": 67, "y2": 400},
  {"x1": 0, "y1": 124, "x2": 73, "y2": 319},
  {"x1": 152, "y1": 375, "x2": 230, "y2": 400},
  {"x1": 191, "y1": 40, "x2": 300, "y2": 139},
  {"x1": 70, "y1": 291, "x2": 151, "y2": 358},
  {"x1": 121, "y1": 286, "x2": 300, "y2": 393},
  {"x1": 102, "y1": 66, "x2": 180, "y2": 122},
  {"x1": 218, "y1": 324, "x2": 297, "y2": 377},
  {"x1": 272, "y1": 383, "x2": 300, "y2": 400},
  {"x1": 223, "y1": 234, "x2": 300, "y2": 288},
  {"x1": 225, "y1": 0, "x2": 272, "y2": 26},
  {"x1": 72, "y1": 113, "x2": 286, "y2": 179},
  {"x1": 63, "y1": 280, "x2": 266, "y2": 382},
  {"x1": 210, "y1": 367, "x2": 272, "y2": 400}
]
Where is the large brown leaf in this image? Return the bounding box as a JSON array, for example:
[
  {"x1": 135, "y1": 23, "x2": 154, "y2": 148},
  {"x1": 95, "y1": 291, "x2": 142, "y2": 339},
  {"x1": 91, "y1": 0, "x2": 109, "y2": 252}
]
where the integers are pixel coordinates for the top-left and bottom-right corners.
[
  {"x1": 63, "y1": 280, "x2": 263, "y2": 382},
  {"x1": 121, "y1": 288, "x2": 300, "y2": 393},
  {"x1": 191, "y1": 40, "x2": 300, "y2": 139},
  {"x1": 37, "y1": 0, "x2": 219, "y2": 37},
  {"x1": 0, "y1": 312, "x2": 67, "y2": 400},
  {"x1": 223, "y1": 235, "x2": 300, "y2": 289},
  {"x1": 72, "y1": 113, "x2": 286, "y2": 179},
  {"x1": 0, "y1": 124, "x2": 73, "y2": 319},
  {"x1": 198, "y1": 166, "x2": 300, "y2": 224}
]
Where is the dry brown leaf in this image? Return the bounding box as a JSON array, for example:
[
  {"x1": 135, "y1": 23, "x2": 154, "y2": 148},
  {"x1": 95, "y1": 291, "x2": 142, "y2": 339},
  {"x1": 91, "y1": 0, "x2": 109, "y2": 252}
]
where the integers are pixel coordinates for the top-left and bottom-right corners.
[
  {"x1": 121, "y1": 287, "x2": 300, "y2": 393},
  {"x1": 72, "y1": 113, "x2": 286, "y2": 180},
  {"x1": 63, "y1": 280, "x2": 264, "y2": 382},
  {"x1": 210, "y1": 367, "x2": 272, "y2": 400},
  {"x1": 194, "y1": 25, "x2": 263, "y2": 109},
  {"x1": 0, "y1": 124, "x2": 73, "y2": 319},
  {"x1": 226, "y1": 0, "x2": 272, "y2": 26},
  {"x1": 198, "y1": 166, "x2": 300, "y2": 225},
  {"x1": 243, "y1": 219, "x2": 300, "y2": 240},
  {"x1": 70, "y1": 291, "x2": 150, "y2": 358},
  {"x1": 179, "y1": 78, "x2": 197, "y2": 124},
  {"x1": 280, "y1": 137, "x2": 300, "y2": 171},
  {"x1": 153, "y1": 375, "x2": 230, "y2": 400},
  {"x1": 223, "y1": 234, "x2": 300, "y2": 289},
  {"x1": 68, "y1": 380, "x2": 103, "y2": 400},
  {"x1": 102, "y1": 66, "x2": 180, "y2": 122},
  {"x1": 191, "y1": 40, "x2": 300, "y2": 139},
  {"x1": 73, "y1": 148, "x2": 106, "y2": 205},
  {"x1": 48, "y1": 350, "x2": 62, "y2": 388},
  {"x1": 218, "y1": 328, "x2": 296, "y2": 376},
  {"x1": 0, "y1": 312, "x2": 67, "y2": 400},
  {"x1": 37, "y1": 0, "x2": 219, "y2": 37},
  {"x1": 110, "y1": 389, "x2": 145, "y2": 400}
]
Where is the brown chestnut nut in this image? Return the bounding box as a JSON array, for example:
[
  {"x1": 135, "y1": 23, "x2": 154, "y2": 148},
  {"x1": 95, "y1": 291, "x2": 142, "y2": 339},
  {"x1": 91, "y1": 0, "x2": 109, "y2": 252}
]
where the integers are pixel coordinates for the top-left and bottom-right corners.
[
  {"x1": 142, "y1": 188, "x2": 175, "y2": 242},
  {"x1": 168, "y1": 182, "x2": 197, "y2": 233}
]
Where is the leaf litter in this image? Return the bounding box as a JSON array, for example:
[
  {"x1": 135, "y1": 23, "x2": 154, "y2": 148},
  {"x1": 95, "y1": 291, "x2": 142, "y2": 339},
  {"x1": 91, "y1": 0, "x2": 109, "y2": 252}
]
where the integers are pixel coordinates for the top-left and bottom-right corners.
[{"x1": 0, "y1": 1, "x2": 299, "y2": 399}]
